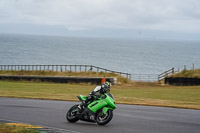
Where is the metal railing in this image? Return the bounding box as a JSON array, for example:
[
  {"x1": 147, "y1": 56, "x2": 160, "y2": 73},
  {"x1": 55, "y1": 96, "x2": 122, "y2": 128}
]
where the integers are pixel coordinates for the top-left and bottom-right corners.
[
  {"x1": 131, "y1": 74, "x2": 158, "y2": 82},
  {"x1": 0, "y1": 65, "x2": 131, "y2": 79}
]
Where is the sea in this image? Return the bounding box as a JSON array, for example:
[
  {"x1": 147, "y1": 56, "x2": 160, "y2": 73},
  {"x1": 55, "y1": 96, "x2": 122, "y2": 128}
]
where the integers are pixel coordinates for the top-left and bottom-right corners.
[{"x1": 0, "y1": 34, "x2": 200, "y2": 80}]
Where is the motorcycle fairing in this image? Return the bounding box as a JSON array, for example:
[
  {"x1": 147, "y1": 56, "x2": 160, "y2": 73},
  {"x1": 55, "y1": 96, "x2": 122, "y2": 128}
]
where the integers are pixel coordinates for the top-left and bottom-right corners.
[{"x1": 77, "y1": 95, "x2": 87, "y2": 101}]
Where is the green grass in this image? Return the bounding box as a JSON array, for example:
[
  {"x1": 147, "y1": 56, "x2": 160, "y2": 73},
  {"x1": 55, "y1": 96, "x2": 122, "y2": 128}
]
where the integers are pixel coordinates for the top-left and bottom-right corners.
[
  {"x1": 0, "y1": 80, "x2": 94, "y2": 101},
  {"x1": 113, "y1": 85, "x2": 200, "y2": 109},
  {"x1": 0, "y1": 80, "x2": 200, "y2": 109}
]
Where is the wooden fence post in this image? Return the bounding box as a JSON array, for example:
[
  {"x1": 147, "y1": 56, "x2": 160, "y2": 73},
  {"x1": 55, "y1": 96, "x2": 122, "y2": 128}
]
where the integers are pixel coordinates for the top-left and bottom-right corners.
[
  {"x1": 60, "y1": 65, "x2": 62, "y2": 71},
  {"x1": 184, "y1": 65, "x2": 186, "y2": 70}
]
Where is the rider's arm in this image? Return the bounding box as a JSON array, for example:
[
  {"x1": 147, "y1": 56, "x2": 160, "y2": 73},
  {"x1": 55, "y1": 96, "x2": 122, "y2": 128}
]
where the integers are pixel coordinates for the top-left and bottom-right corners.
[
  {"x1": 88, "y1": 86, "x2": 101, "y2": 99},
  {"x1": 89, "y1": 86, "x2": 101, "y2": 95},
  {"x1": 93, "y1": 86, "x2": 101, "y2": 92}
]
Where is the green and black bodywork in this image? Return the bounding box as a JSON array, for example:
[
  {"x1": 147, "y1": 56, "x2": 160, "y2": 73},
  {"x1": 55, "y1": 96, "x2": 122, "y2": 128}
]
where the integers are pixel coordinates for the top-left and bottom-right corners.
[{"x1": 66, "y1": 93, "x2": 117, "y2": 125}]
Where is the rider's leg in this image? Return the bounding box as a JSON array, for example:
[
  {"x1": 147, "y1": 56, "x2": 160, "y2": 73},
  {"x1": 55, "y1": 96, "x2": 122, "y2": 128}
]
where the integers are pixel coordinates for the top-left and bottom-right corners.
[
  {"x1": 78, "y1": 99, "x2": 89, "y2": 112},
  {"x1": 78, "y1": 95, "x2": 93, "y2": 111}
]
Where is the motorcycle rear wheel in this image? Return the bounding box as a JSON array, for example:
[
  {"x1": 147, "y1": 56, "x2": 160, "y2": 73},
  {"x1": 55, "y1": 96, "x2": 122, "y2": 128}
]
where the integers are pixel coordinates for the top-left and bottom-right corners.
[
  {"x1": 66, "y1": 104, "x2": 79, "y2": 123},
  {"x1": 96, "y1": 110, "x2": 113, "y2": 125}
]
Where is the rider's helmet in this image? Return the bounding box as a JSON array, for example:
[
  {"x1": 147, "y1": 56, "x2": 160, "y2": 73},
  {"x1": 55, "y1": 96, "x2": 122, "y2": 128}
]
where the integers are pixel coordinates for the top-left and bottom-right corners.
[{"x1": 101, "y1": 81, "x2": 111, "y2": 93}]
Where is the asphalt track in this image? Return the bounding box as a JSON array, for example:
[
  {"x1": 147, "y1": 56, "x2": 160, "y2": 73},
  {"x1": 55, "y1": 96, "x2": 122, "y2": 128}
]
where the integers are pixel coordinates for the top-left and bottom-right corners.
[{"x1": 0, "y1": 97, "x2": 200, "y2": 133}]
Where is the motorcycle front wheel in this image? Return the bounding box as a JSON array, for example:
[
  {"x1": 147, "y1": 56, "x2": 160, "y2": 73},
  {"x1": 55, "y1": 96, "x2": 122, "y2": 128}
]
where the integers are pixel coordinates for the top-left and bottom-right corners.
[
  {"x1": 96, "y1": 109, "x2": 113, "y2": 125},
  {"x1": 66, "y1": 104, "x2": 79, "y2": 123}
]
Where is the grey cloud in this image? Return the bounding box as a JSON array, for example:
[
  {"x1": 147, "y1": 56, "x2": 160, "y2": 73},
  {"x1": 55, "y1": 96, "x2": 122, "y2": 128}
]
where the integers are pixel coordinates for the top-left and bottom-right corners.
[{"x1": 0, "y1": 0, "x2": 199, "y2": 33}]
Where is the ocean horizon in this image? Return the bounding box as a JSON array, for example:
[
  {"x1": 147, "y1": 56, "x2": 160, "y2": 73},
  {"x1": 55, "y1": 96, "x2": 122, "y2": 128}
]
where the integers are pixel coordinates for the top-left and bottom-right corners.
[{"x1": 0, "y1": 33, "x2": 199, "y2": 80}]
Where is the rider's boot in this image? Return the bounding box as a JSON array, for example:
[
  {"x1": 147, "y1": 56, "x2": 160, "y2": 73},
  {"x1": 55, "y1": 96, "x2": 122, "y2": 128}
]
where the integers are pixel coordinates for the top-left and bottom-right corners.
[{"x1": 78, "y1": 101, "x2": 87, "y2": 112}]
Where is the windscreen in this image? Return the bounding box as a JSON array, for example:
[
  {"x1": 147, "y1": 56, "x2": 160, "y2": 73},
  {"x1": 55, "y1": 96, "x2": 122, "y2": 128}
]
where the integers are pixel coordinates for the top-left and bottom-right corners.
[{"x1": 107, "y1": 93, "x2": 115, "y2": 100}]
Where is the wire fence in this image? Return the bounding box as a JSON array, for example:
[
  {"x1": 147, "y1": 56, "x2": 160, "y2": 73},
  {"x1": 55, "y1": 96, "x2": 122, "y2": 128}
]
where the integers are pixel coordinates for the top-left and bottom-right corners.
[{"x1": 131, "y1": 74, "x2": 158, "y2": 82}]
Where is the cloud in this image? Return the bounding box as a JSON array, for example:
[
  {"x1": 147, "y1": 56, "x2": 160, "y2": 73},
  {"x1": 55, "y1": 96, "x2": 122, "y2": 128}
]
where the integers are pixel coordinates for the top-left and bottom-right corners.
[{"x1": 0, "y1": 0, "x2": 200, "y2": 33}]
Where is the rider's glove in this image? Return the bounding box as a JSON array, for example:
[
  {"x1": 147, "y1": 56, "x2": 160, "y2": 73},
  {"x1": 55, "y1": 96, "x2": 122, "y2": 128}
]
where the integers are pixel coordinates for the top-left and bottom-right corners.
[
  {"x1": 87, "y1": 95, "x2": 92, "y2": 100},
  {"x1": 96, "y1": 94, "x2": 102, "y2": 99}
]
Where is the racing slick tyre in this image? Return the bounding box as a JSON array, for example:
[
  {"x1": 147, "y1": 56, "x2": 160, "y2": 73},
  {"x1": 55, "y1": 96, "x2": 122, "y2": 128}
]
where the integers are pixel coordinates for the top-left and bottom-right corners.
[
  {"x1": 96, "y1": 109, "x2": 113, "y2": 125},
  {"x1": 66, "y1": 104, "x2": 79, "y2": 123}
]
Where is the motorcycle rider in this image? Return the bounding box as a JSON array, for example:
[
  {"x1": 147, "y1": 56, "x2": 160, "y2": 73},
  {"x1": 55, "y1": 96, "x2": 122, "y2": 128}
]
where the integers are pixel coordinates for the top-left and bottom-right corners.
[{"x1": 78, "y1": 81, "x2": 111, "y2": 111}]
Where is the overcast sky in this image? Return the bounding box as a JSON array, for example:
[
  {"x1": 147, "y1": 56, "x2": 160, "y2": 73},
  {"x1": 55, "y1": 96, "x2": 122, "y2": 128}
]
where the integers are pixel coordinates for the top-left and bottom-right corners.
[{"x1": 0, "y1": 0, "x2": 200, "y2": 39}]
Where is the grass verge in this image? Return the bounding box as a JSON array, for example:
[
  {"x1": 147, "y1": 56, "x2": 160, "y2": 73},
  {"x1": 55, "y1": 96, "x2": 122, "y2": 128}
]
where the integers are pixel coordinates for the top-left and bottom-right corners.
[
  {"x1": 0, "y1": 80, "x2": 200, "y2": 110},
  {"x1": 172, "y1": 69, "x2": 200, "y2": 78},
  {"x1": 0, "y1": 70, "x2": 131, "y2": 84},
  {"x1": 0, "y1": 124, "x2": 40, "y2": 133}
]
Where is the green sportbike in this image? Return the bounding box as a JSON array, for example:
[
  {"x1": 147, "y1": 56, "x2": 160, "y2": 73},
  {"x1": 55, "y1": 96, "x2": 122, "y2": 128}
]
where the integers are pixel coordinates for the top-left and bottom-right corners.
[{"x1": 66, "y1": 93, "x2": 117, "y2": 125}]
